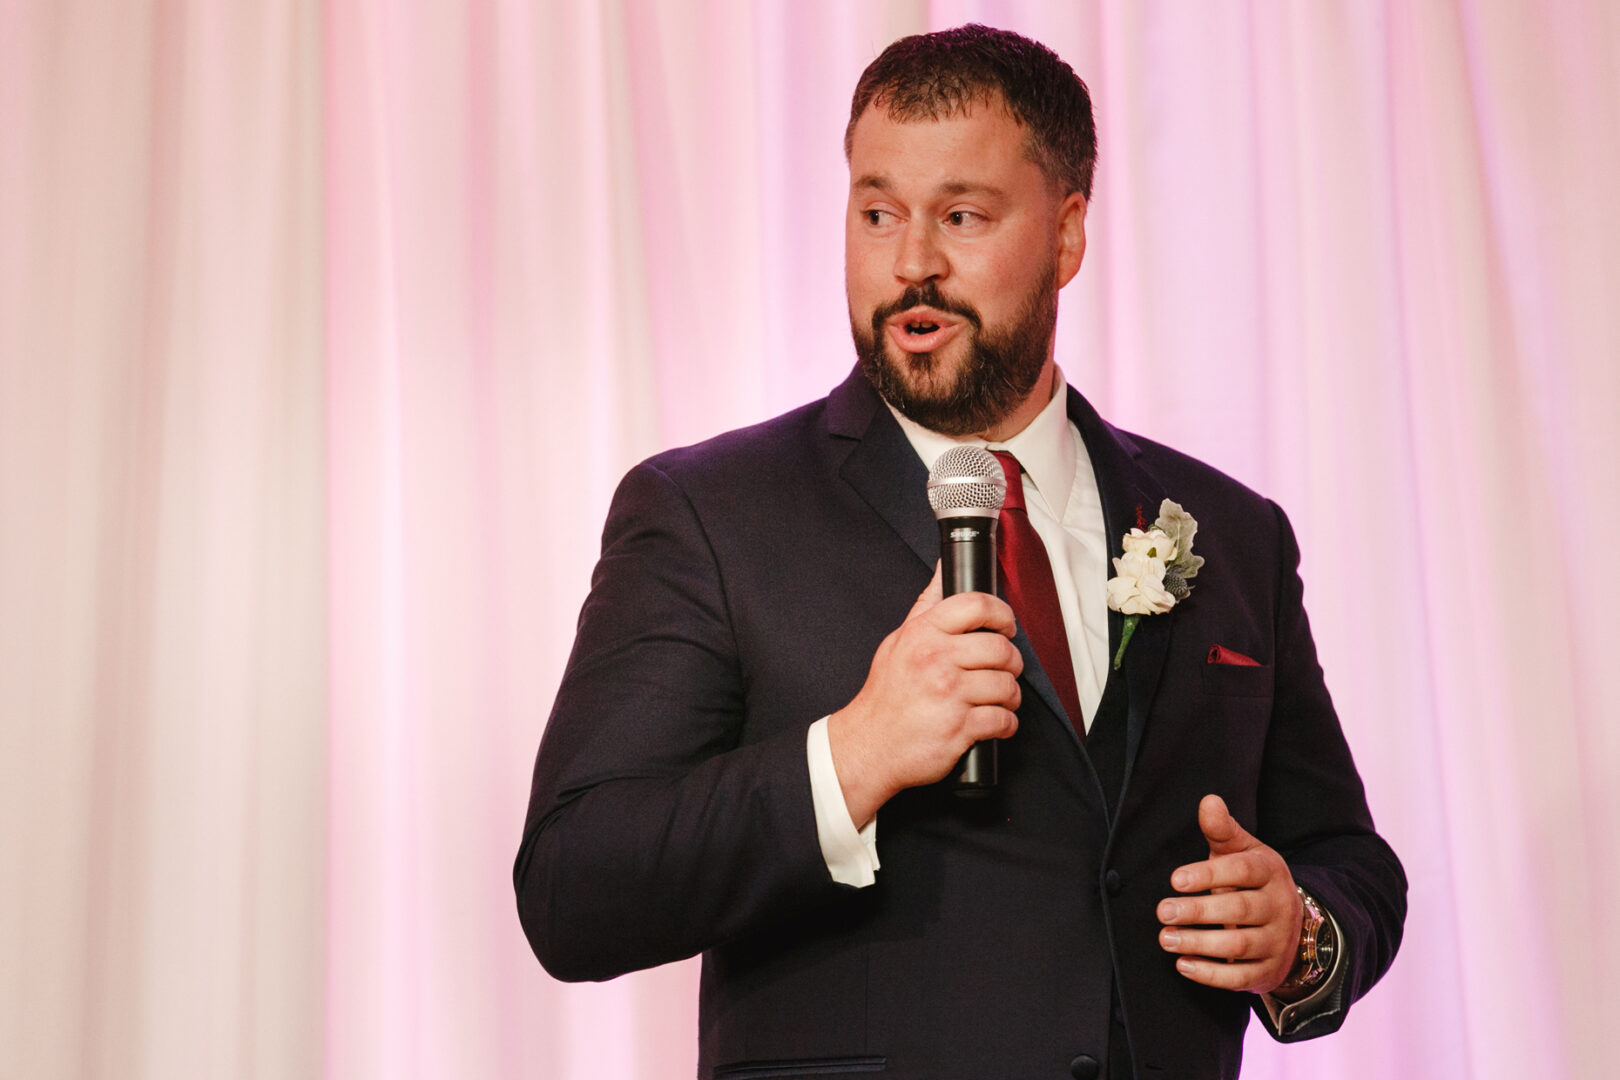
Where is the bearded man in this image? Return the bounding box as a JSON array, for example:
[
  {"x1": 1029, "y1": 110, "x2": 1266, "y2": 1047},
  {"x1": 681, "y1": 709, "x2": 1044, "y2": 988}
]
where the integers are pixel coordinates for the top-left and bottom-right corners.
[{"x1": 516, "y1": 24, "x2": 1405, "y2": 1080}]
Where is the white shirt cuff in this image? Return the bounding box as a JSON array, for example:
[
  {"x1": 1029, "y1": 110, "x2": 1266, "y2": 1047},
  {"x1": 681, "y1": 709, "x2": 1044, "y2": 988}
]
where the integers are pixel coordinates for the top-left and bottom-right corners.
[{"x1": 806, "y1": 717, "x2": 880, "y2": 887}]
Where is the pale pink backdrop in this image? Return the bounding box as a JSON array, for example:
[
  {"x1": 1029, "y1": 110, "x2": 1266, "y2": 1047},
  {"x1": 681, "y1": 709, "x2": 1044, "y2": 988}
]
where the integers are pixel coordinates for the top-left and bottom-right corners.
[{"x1": 3, "y1": 2, "x2": 1617, "y2": 1079}]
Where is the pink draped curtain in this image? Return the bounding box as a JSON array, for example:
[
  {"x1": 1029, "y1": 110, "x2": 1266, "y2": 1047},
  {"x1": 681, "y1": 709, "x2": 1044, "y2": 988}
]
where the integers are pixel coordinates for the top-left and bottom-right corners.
[{"x1": 3, "y1": 2, "x2": 1616, "y2": 1078}]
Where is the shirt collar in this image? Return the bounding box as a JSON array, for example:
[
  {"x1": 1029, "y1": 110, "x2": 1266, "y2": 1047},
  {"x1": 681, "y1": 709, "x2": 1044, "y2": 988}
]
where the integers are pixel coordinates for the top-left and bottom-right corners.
[{"x1": 885, "y1": 366, "x2": 1077, "y2": 519}]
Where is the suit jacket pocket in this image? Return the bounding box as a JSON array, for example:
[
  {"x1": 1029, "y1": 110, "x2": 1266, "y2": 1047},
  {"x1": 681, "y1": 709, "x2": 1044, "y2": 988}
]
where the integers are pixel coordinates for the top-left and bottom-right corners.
[
  {"x1": 1200, "y1": 661, "x2": 1273, "y2": 698},
  {"x1": 712, "y1": 1058, "x2": 886, "y2": 1078}
]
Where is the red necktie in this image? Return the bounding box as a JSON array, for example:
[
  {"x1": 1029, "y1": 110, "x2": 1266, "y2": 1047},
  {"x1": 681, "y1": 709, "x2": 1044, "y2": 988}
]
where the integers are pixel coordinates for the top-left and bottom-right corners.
[{"x1": 991, "y1": 451, "x2": 1084, "y2": 739}]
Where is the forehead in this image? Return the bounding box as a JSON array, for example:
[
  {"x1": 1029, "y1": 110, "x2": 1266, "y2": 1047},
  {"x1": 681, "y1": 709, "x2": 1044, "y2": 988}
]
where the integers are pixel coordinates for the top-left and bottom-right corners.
[{"x1": 847, "y1": 99, "x2": 1045, "y2": 195}]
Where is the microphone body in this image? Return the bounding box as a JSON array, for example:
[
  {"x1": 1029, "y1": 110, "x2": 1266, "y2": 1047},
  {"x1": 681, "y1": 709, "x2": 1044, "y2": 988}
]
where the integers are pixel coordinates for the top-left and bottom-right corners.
[
  {"x1": 926, "y1": 447, "x2": 1008, "y2": 796},
  {"x1": 938, "y1": 513, "x2": 1000, "y2": 792},
  {"x1": 939, "y1": 517, "x2": 997, "y2": 597}
]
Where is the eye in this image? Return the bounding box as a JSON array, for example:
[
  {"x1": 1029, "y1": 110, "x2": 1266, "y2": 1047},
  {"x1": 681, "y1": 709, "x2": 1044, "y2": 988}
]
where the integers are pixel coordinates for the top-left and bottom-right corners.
[
  {"x1": 864, "y1": 209, "x2": 893, "y2": 226},
  {"x1": 946, "y1": 210, "x2": 984, "y2": 227}
]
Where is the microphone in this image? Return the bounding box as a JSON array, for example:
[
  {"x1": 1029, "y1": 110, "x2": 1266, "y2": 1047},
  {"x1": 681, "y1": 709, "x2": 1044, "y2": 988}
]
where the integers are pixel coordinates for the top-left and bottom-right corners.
[{"x1": 926, "y1": 446, "x2": 1007, "y2": 796}]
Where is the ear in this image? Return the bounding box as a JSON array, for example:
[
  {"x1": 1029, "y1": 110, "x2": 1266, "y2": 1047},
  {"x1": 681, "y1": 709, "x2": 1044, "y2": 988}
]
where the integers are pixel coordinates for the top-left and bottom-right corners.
[{"x1": 1055, "y1": 192, "x2": 1088, "y2": 288}]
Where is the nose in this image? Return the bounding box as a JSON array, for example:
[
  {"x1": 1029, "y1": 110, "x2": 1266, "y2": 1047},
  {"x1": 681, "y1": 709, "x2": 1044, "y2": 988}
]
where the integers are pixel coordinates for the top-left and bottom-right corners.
[{"x1": 894, "y1": 219, "x2": 946, "y2": 285}]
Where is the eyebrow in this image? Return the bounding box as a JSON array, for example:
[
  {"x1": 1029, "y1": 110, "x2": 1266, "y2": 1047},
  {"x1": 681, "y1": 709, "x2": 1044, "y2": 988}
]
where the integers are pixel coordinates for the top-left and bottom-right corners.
[
  {"x1": 852, "y1": 174, "x2": 1007, "y2": 200},
  {"x1": 938, "y1": 180, "x2": 1006, "y2": 198}
]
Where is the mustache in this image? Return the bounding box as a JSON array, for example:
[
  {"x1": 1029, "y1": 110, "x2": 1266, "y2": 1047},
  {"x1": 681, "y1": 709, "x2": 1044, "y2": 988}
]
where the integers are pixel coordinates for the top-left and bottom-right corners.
[{"x1": 870, "y1": 282, "x2": 983, "y2": 331}]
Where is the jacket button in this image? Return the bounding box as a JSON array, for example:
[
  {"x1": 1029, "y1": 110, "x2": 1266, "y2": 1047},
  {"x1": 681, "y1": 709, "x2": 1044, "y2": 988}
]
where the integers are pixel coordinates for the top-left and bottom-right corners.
[
  {"x1": 1104, "y1": 869, "x2": 1122, "y2": 896},
  {"x1": 1069, "y1": 1053, "x2": 1100, "y2": 1079}
]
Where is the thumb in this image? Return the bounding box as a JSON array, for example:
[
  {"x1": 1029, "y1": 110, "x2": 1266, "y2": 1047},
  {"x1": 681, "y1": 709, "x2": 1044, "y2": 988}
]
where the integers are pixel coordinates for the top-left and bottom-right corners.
[
  {"x1": 1197, "y1": 794, "x2": 1253, "y2": 856},
  {"x1": 907, "y1": 561, "x2": 944, "y2": 620}
]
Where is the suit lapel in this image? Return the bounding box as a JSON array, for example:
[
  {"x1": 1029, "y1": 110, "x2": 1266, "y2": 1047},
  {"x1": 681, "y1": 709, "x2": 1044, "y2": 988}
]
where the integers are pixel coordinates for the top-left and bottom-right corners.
[
  {"x1": 828, "y1": 373, "x2": 936, "y2": 571},
  {"x1": 1067, "y1": 388, "x2": 1171, "y2": 805},
  {"x1": 826, "y1": 368, "x2": 1077, "y2": 733}
]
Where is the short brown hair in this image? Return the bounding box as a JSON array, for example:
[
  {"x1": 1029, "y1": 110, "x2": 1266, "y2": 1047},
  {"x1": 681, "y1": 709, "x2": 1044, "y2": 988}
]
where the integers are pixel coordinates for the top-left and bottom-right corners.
[{"x1": 845, "y1": 24, "x2": 1098, "y2": 201}]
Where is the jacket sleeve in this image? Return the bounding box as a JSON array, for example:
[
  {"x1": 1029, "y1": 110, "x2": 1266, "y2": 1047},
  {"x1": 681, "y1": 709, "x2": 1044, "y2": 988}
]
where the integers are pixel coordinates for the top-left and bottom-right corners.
[
  {"x1": 1251, "y1": 500, "x2": 1408, "y2": 1041},
  {"x1": 514, "y1": 461, "x2": 848, "y2": 983}
]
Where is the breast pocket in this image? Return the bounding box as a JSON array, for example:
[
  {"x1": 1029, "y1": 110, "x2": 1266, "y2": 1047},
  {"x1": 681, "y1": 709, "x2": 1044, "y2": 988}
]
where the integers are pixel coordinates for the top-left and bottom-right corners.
[{"x1": 1200, "y1": 662, "x2": 1274, "y2": 699}]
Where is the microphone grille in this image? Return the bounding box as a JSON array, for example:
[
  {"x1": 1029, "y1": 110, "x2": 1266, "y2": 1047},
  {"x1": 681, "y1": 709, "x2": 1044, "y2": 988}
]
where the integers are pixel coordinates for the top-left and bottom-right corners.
[{"x1": 927, "y1": 445, "x2": 1007, "y2": 516}]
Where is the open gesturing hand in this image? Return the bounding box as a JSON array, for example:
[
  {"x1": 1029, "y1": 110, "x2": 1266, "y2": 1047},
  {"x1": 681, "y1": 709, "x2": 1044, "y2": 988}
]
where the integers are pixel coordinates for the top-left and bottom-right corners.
[{"x1": 1156, "y1": 794, "x2": 1304, "y2": 994}]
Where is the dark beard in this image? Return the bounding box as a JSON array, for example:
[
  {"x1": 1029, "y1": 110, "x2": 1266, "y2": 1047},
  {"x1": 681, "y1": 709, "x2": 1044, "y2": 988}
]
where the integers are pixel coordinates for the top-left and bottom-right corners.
[{"x1": 851, "y1": 275, "x2": 1056, "y2": 437}]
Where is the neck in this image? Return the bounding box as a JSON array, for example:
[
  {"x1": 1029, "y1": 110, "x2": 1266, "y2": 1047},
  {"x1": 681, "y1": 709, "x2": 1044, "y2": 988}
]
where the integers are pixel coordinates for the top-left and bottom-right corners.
[{"x1": 977, "y1": 361, "x2": 1059, "y2": 443}]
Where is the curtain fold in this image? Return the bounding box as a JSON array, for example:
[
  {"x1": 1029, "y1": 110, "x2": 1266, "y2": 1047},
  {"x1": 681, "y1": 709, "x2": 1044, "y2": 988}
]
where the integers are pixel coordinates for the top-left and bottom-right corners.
[{"x1": 0, "y1": 2, "x2": 327, "y2": 1078}]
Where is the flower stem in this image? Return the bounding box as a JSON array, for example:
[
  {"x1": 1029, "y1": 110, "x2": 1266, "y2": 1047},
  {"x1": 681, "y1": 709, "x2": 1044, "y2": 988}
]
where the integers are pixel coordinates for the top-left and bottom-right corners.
[{"x1": 1113, "y1": 614, "x2": 1140, "y2": 670}]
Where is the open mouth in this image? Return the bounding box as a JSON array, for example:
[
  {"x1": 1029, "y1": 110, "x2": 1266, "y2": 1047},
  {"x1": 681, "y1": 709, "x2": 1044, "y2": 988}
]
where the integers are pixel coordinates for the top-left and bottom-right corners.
[
  {"x1": 885, "y1": 308, "x2": 962, "y2": 354},
  {"x1": 877, "y1": 296, "x2": 975, "y2": 356}
]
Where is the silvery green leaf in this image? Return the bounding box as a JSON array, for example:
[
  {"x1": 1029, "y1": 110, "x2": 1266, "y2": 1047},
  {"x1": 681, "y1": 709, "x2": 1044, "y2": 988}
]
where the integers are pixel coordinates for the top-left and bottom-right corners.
[
  {"x1": 1172, "y1": 553, "x2": 1205, "y2": 579},
  {"x1": 1155, "y1": 500, "x2": 1198, "y2": 561}
]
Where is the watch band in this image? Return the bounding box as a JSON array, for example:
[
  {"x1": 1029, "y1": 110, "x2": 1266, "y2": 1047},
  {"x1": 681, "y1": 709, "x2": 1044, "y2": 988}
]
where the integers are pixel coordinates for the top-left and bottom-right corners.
[{"x1": 1273, "y1": 886, "x2": 1334, "y2": 996}]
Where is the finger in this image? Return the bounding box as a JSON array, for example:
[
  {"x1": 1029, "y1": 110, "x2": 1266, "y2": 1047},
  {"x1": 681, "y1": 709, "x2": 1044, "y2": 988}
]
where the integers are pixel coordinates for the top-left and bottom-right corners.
[
  {"x1": 1158, "y1": 925, "x2": 1272, "y2": 962},
  {"x1": 963, "y1": 703, "x2": 1019, "y2": 742},
  {"x1": 954, "y1": 668, "x2": 1022, "y2": 709},
  {"x1": 1157, "y1": 889, "x2": 1275, "y2": 929},
  {"x1": 1169, "y1": 850, "x2": 1276, "y2": 894},
  {"x1": 1197, "y1": 794, "x2": 1254, "y2": 857},
  {"x1": 1170, "y1": 956, "x2": 1276, "y2": 993},
  {"x1": 906, "y1": 562, "x2": 944, "y2": 619},
  {"x1": 946, "y1": 630, "x2": 1025, "y2": 675},
  {"x1": 926, "y1": 590, "x2": 1018, "y2": 638}
]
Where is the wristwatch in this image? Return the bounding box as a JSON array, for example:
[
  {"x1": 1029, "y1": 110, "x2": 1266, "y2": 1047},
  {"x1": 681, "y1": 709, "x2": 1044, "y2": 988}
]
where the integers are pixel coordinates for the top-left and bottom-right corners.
[{"x1": 1272, "y1": 886, "x2": 1337, "y2": 997}]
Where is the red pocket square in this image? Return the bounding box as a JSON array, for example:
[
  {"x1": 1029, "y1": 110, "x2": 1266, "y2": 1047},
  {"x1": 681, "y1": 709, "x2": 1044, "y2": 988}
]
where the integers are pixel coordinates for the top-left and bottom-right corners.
[{"x1": 1207, "y1": 644, "x2": 1261, "y2": 667}]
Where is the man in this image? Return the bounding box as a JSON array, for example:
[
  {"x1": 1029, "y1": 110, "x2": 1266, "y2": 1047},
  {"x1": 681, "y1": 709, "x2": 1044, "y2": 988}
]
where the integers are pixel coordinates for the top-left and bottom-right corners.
[{"x1": 516, "y1": 25, "x2": 1404, "y2": 1080}]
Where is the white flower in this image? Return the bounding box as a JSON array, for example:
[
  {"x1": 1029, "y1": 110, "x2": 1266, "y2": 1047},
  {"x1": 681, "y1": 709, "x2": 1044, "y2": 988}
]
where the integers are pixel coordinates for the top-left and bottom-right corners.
[
  {"x1": 1120, "y1": 527, "x2": 1177, "y2": 562},
  {"x1": 1107, "y1": 500, "x2": 1201, "y2": 668},
  {"x1": 1106, "y1": 551, "x2": 1176, "y2": 615}
]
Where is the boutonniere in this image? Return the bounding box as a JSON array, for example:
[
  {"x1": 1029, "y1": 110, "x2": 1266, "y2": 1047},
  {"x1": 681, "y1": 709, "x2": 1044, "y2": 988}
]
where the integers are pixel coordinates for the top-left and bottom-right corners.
[{"x1": 1106, "y1": 499, "x2": 1205, "y2": 669}]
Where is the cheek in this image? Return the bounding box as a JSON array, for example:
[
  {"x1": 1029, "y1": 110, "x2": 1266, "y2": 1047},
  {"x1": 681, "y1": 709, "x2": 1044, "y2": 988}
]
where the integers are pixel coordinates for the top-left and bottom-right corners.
[
  {"x1": 965, "y1": 244, "x2": 1046, "y2": 309},
  {"x1": 844, "y1": 242, "x2": 889, "y2": 306}
]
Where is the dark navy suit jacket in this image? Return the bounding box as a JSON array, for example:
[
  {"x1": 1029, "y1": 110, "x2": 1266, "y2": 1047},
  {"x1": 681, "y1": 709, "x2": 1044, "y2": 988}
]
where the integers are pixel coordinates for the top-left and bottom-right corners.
[{"x1": 516, "y1": 368, "x2": 1405, "y2": 1079}]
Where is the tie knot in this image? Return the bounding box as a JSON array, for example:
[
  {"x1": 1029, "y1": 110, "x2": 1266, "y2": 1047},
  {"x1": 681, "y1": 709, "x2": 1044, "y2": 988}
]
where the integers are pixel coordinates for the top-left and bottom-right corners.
[{"x1": 990, "y1": 450, "x2": 1026, "y2": 511}]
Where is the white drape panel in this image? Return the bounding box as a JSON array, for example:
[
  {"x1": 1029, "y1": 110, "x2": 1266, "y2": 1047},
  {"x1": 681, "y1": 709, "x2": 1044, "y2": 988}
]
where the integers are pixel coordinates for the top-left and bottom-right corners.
[
  {"x1": 4, "y1": 2, "x2": 1616, "y2": 1078},
  {"x1": 0, "y1": 2, "x2": 326, "y2": 1078}
]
